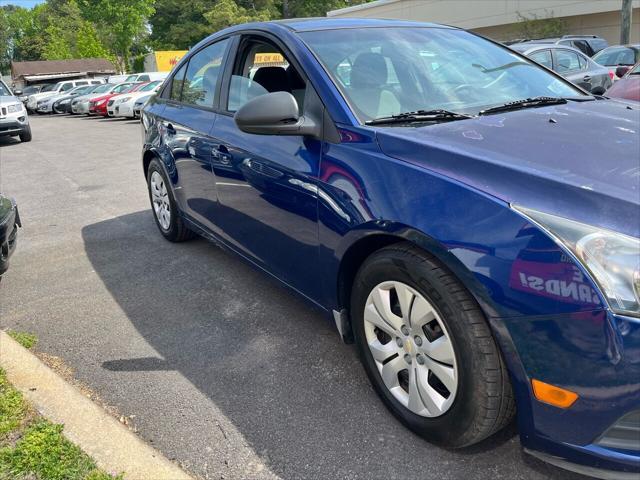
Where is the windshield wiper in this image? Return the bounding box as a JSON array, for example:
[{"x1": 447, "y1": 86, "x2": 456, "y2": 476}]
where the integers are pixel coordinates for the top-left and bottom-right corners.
[
  {"x1": 366, "y1": 109, "x2": 473, "y2": 126},
  {"x1": 479, "y1": 96, "x2": 567, "y2": 115}
]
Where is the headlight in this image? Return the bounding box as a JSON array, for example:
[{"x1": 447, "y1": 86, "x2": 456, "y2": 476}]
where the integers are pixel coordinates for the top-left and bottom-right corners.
[
  {"x1": 7, "y1": 103, "x2": 23, "y2": 113},
  {"x1": 118, "y1": 97, "x2": 131, "y2": 104},
  {"x1": 96, "y1": 100, "x2": 106, "y2": 106},
  {"x1": 515, "y1": 206, "x2": 640, "y2": 316},
  {"x1": 59, "y1": 99, "x2": 71, "y2": 105}
]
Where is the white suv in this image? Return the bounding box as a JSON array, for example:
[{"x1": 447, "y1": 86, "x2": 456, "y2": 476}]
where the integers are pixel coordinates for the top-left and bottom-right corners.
[
  {"x1": 0, "y1": 79, "x2": 31, "y2": 142},
  {"x1": 26, "y1": 78, "x2": 104, "y2": 112}
]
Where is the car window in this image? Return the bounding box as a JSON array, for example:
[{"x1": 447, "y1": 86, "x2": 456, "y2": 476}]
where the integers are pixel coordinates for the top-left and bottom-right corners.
[
  {"x1": 593, "y1": 47, "x2": 636, "y2": 66},
  {"x1": 61, "y1": 83, "x2": 73, "y2": 91},
  {"x1": 169, "y1": 63, "x2": 188, "y2": 101},
  {"x1": 91, "y1": 80, "x2": 102, "y2": 85},
  {"x1": 93, "y1": 84, "x2": 112, "y2": 94},
  {"x1": 125, "y1": 75, "x2": 138, "y2": 82},
  {"x1": 227, "y1": 38, "x2": 306, "y2": 114},
  {"x1": 76, "y1": 81, "x2": 88, "y2": 86},
  {"x1": 113, "y1": 83, "x2": 132, "y2": 93},
  {"x1": 555, "y1": 50, "x2": 581, "y2": 72},
  {"x1": 179, "y1": 39, "x2": 229, "y2": 108},
  {"x1": 0, "y1": 81, "x2": 10, "y2": 96},
  {"x1": 529, "y1": 50, "x2": 552, "y2": 69},
  {"x1": 571, "y1": 40, "x2": 590, "y2": 56},
  {"x1": 138, "y1": 75, "x2": 150, "y2": 82}
]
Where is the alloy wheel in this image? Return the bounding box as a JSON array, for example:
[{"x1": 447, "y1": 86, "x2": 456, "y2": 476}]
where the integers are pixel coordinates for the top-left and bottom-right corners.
[{"x1": 363, "y1": 281, "x2": 458, "y2": 417}]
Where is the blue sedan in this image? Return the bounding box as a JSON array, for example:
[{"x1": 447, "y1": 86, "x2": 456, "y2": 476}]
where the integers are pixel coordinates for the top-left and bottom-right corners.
[{"x1": 141, "y1": 18, "x2": 639, "y2": 479}]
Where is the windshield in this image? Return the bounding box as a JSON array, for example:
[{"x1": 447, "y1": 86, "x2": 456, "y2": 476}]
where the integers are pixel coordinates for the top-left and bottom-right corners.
[
  {"x1": 41, "y1": 84, "x2": 56, "y2": 92},
  {"x1": 125, "y1": 75, "x2": 138, "y2": 82},
  {"x1": 300, "y1": 27, "x2": 583, "y2": 122},
  {"x1": 93, "y1": 84, "x2": 113, "y2": 94},
  {"x1": 140, "y1": 81, "x2": 161, "y2": 91},
  {"x1": 593, "y1": 47, "x2": 637, "y2": 66},
  {"x1": 23, "y1": 86, "x2": 40, "y2": 94},
  {"x1": 0, "y1": 81, "x2": 10, "y2": 96}
]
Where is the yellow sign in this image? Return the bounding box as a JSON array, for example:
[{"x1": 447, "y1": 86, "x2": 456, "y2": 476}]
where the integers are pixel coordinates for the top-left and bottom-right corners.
[
  {"x1": 155, "y1": 50, "x2": 188, "y2": 72},
  {"x1": 254, "y1": 53, "x2": 285, "y2": 65}
]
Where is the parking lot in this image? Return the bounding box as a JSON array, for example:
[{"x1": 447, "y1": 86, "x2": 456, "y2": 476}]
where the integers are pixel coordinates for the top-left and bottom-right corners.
[{"x1": 0, "y1": 115, "x2": 590, "y2": 480}]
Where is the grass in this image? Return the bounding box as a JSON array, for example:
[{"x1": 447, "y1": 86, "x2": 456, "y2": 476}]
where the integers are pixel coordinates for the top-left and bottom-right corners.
[
  {"x1": 0, "y1": 362, "x2": 122, "y2": 480},
  {"x1": 7, "y1": 330, "x2": 38, "y2": 350}
]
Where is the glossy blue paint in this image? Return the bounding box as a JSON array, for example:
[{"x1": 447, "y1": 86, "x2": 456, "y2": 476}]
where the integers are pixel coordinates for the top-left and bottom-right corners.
[{"x1": 142, "y1": 18, "x2": 640, "y2": 476}]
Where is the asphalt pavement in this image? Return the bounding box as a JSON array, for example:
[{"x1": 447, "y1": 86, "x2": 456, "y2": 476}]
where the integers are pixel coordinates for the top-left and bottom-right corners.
[{"x1": 0, "y1": 115, "x2": 590, "y2": 480}]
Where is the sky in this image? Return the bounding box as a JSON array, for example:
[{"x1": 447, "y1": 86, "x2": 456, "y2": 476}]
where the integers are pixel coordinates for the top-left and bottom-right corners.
[{"x1": 0, "y1": 0, "x2": 45, "y2": 7}]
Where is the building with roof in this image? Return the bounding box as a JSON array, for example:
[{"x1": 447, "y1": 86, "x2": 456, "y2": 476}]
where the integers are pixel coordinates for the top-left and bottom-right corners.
[
  {"x1": 10, "y1": 58, "x2": 116, "y2": 89},
  {"x1": 328, "y1": 0, "x2": 640, "y2": 45}
]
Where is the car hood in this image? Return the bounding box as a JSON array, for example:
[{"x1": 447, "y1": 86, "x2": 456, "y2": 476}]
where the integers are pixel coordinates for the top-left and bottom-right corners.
[
  {"x1": 375, "y1": 99, "x2": 640, "y2": 237},
  {"x1": 0, "y1": 95, "x2": 21, "y2": 105}
]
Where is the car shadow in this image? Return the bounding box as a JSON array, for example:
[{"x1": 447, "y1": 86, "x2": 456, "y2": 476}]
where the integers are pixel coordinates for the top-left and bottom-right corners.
[
  {"x1": 0, "y1": 136, "x2": 20, "y2": 147},
  {"x1": 81, "y1": 210, "x2": 587, "y2": 480}
]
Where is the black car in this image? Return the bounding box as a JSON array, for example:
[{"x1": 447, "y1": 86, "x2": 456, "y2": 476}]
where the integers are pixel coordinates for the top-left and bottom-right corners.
[{"x1": 0, "y1": 195, "x2": 20, "y2": 278}]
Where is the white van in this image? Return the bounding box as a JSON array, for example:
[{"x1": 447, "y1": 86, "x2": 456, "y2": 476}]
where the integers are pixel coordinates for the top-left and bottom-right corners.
[
  {"x1": 26, "y1": 78, "x2": 104, "y2": 111},
  {"x1": 124, "y1": 72, "x2": 168, "y2": 83}
]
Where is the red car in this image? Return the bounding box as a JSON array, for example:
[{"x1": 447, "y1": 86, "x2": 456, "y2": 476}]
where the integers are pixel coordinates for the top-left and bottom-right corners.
[
  {"x1": 606, "y1": 62, "x2": 640, "y2": 102},
  {"x1": 89, "y1": 82, "x2": 137, "y2": 116}
]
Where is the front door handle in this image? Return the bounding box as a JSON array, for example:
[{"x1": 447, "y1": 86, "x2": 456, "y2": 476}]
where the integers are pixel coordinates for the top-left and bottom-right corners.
[{"x1": 583, "y1": 75, "x2": 591, "y2": 82}]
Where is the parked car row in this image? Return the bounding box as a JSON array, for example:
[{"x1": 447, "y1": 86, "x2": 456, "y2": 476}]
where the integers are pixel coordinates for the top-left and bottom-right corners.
[
  {"x1": 18, "y1": 72, "x2": 169, "y2": 119},
  {"x1": 25, "y1": 78, "x2": 165, "y2": 120}
]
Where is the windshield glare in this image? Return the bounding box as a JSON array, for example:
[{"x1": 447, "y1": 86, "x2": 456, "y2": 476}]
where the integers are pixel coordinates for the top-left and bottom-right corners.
[{"x1": 300, "y1": 27, "x2": 583, "y2": 122}]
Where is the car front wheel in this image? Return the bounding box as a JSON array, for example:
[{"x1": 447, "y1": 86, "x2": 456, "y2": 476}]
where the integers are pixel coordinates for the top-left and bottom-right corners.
[
  {"x1": 351, "y1": 242, "x2": 515, "y2": 448},
  {"x1": 146, "y1": 159, "x2": 196, "y2": 242},
  {"x1": 19, "y1": 125, "x2": 32, "y2": 143}
]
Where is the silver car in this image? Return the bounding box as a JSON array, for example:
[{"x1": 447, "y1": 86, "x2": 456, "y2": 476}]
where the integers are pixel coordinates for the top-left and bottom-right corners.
[
  {"x1": 71, "y1": 83, "x2": 116, "y2": 114},
  {"x1": 0, "y1": 79, "x2": 31, "y2": 142},
  {"x1": 510, "y1": 43, "x2": 612, "y2": 94}
]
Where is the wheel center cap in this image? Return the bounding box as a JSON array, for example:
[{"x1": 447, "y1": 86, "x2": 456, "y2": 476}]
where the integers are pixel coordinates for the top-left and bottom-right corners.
[{"x1": 404, "y1": 338, "x2": 413, "y2": 355}]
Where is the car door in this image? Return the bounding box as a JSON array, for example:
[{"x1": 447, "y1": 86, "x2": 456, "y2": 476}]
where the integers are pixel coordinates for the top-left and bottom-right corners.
[
  {"x1": 528, "y1": 49, "x2": 553, "y2": 70},
  {"x1": 208, "y1": 34, "x2": 322, "y2": 299},
  {"x1": 553, "y1": 48, "x2": 592, "y2": 91},
  {"x1": 156, "y1": 38, "x2": 231, "y2": 230}
]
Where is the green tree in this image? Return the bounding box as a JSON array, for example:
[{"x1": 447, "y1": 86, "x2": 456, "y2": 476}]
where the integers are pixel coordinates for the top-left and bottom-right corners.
[
  {"x1": 42, "y1": 25, "x2": 73, "y2": 59},
  {"x1": 78, "y1": 0, "x2": 155, "y2": 72},
  {"x1": 149, "y1": 0, "x2": 218, "y2": 50},
  {"x1": 516, "y1": 10, "x2": 567, "y2": 40},
  {"x1": 203, "y1": 0, "x2": 272, "y2": 32}
]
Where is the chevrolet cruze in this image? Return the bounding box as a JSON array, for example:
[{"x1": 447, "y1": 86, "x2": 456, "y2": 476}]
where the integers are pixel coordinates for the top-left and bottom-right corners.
[{"x1": 141, "y1": 19, "x2": 639, "y2": 478}]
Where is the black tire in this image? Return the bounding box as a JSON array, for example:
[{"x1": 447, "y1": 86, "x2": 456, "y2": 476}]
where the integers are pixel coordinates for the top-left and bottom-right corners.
[
  {"x1": 351, "y1": 242, "x2": 515, "y2": 448},
  {"x1": 19, "y1": 125, "x2": 32, "y2": 143},
  {"x1": 146, "y1": 158, "x2": 196, "y2": 242}
]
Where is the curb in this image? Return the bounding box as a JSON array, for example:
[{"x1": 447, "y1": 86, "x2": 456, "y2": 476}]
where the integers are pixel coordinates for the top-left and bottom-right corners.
[{"x1": 0, "y1": 331, "x2": 192, "y2": 480}]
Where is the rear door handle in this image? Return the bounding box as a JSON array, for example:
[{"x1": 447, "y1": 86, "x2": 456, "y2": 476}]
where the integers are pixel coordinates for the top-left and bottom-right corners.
[{"x1": 583, "y1": 75, "x2": 591, "y2": 82}]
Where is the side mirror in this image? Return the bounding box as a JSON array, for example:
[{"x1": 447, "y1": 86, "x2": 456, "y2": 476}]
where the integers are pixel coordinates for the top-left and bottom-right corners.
[
  {"x1": 13, "y1": 89, "x2": 22, "y2": 96},
  {"x1": 234, "y1": 91, "x2": 319, "y2": 138},
  {"x1": 615, "y1": 66, "x2": 631, "y2": 78},
  {"x1": 591, "y1": 86, "x2": 606, "y2": 95}
]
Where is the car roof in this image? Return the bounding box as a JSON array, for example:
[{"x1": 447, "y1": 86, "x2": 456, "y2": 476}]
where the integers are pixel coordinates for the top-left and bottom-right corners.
[{"x1": 273, "y1": 17, "x2": 451, "y2": 32}]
